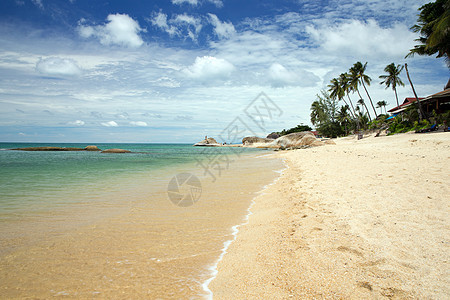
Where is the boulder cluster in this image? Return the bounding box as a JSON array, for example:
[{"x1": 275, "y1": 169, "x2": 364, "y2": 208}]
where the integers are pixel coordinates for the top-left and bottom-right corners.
[{"x1": 193, "y1": 131, "x2": 335, "y2": 150}]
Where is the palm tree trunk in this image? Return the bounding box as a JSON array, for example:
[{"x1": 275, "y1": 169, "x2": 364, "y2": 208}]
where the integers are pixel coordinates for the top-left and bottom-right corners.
[
  {"x1": 360, "y1": 79, "x2": 377, "y2": 119},
  {"x1": 346, "y1": 94, "x2": 357, "y2": 118},
  {"x1": 394, "y1": 87, "x2": 400, "y2": 108},
  {"x1": 404, "y1": 63, "x2": 426, "y2": 120},
  {"x1": 341, "y1": 97, "x2": 355, "y2": 119},
  {"x1": 355, "y1": 89, "x2": 372, "y2": 122}
]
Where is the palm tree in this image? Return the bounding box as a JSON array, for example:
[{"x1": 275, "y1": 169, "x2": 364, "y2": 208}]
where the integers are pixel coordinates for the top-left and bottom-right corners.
[
  {"x1": 407, "y1": 0, "x2": 450, "y2": 67},
  {"x1": 328, "y1": 78, "x2": 355, "y2": 119},
  {"x1": 310, "y1": 100, "x2": 325, "y2": 127},
  {"x1": 376, "y1": 100, "x2": 388, "y2": 115},
  {"x1": 350, "y1": 62, "x2": 377, "y2": 119},
  {"x1": 381, "y1": 100, "x2": 388, "y2": 114},
  {"x1": 379, "y1": 63, "x2": 405, "y2": 108},
  {"x1": 337, "y1": 105, "x2": 352, "y2": 135},
  {"x1": 338, "y1": 73, "x2": 357, "y2": 118},
  {"x1": 376, "y1": 101, "x2": 384, "y2": 116},
  {"x1": 357, "y1": 99, "x2": 369, "y2": 116}
]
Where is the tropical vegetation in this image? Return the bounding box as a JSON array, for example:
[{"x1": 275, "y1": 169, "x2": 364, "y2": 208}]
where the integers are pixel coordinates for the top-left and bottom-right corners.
[
  {"x1": 379, "y1": 63, "x2": 405, "y2": 108},
  {"x1": 306, "y1": 1, "x2": 449, "y2": 138},
  {"x1": 407, "y1": 0, "x2": 450, "y2": 67}
]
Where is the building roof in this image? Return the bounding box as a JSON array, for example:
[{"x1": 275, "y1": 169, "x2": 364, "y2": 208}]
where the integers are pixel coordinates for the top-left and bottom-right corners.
[{"x1": 388, "y1": 97, "x2": 424, "y2": 113}]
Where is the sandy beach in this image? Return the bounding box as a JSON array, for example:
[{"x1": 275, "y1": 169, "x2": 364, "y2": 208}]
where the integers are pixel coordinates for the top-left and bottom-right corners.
[{"x1": 209, "y1": 132, "x2": 450, "y2": 299}]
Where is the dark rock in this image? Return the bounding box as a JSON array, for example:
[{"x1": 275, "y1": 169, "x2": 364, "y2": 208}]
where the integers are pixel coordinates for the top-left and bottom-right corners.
[
  {"x1": 101, "y1": 148, "x2": 131, "y2": 153},
  {"x1": 266, "y1": 132, "x2": 281, "y2": 139},
  {"x1": 12, "y1": 146, "x2": 84, "y2": 151}
]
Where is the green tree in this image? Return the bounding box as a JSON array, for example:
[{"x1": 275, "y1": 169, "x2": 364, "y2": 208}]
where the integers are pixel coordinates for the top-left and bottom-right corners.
[
  {"x1": 310, "y1": 90, "x2": 343, "y2": 137},
  {"x1": 337, "y1": 105, "x2": 352, "y2": 135},
  {"x1": 407, "y1": 0, "x2": 450, "y2": 67},
  {"x1": 379, "y1": 63, "x2": 405, "y2": 108},
  {"x1": 339, "y1": 73, "x2": 358, "y2": 118},
  {"x1": 377, "y1": 101, "x2": 384, "y2": 116},
  {"x1": 350, "y1": 62, "x2": 377, "y2": 119},
  {"x1": 357, "y1": 98, "x2": 370, "y2": 117},
  {"x1": 328, "y1": 77, "x2": 355, "y2": 119}
]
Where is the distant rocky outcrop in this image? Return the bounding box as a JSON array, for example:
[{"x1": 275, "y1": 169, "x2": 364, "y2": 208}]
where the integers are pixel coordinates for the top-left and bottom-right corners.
[
  {"x1": 242, "y1": 136, "x2": 274, "y2": 145},
  {"x1": 101, "y1": 148, "x2": 131, "y2": 153},
  {"x1": 84, "y1": 145, "x2": 101, "y2": 151},
  {"x1": 193, "y1": 137, "x2": 222, "y2": 147},
  {"x1": 12, "y1": 146, "x2": 84, "y2": 151}
]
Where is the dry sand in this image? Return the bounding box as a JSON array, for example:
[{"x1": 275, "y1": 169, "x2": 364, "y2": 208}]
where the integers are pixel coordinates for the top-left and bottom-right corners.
[{"x1": 209, "y1": 132, "x2": 450, "y2": 299}]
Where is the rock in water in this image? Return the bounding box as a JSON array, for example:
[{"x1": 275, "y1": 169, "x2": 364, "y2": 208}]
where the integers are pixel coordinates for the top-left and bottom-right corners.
[
  {"x1": 193, "y1": 137, "x2": 221, "y2": 147},
  {"x1": 84, "y1": 145, "x2": 101, "y2": 151},
  {"x1": 12, "y1": 146, "x2": 84, "y2": 151},
  {"x1": 101, "y1": 149, "x2": 131, "y2": 153}
]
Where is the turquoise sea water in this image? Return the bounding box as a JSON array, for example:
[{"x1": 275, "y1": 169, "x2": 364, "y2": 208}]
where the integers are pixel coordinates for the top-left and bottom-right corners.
[
  {"x1": 0, "y1": 142, "x2": 281, "y2": 298},
  {"x1": 0, "y1": 143, "x2": 262, "y2": 212}
]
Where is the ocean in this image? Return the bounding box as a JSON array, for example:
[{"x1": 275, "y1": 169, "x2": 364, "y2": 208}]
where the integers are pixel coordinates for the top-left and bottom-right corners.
[{"x1": 0, "y1": 142, "x2": 283, "y2": 298}]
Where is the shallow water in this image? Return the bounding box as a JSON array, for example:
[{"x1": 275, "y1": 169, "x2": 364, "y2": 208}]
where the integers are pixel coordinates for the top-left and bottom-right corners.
[{"x1": 0, "y1": 143, "x2": 283, "y2": 298}]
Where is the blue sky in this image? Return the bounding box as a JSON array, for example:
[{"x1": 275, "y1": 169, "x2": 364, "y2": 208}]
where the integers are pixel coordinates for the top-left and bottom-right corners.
[{"x1": 0, "y1": 0, "x2": 448, "y2": 143}]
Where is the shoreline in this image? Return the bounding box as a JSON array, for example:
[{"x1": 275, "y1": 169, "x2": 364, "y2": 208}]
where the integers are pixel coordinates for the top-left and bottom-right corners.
[
  {"x1": 202, "y1": 160, "x2": 288, "y2": 299},
  {"x1": 209, "y1": 132, "x2": 450, "y2": 298}
]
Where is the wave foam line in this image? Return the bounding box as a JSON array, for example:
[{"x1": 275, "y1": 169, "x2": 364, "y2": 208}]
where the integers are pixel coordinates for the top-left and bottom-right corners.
[{"x1": 201, "y1": 157, "x2": 288, "y2": 299}]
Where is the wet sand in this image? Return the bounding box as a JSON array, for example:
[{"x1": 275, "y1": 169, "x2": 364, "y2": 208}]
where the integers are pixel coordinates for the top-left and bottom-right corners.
[
  {"x1": 210, "y1": 132, "x2": 450, "y2": 299},
  {"x1": 0, "y1": 152, "x2": 283, "y2": 299}
]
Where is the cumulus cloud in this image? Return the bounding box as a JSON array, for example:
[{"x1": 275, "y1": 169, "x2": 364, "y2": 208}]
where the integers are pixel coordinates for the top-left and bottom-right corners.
[
  {"x1": 305, "y1": 19, "x2": 416, "y2": 59},
  {"x1": 267, "y1": 63, "x2": 320, "y2": 88},
  {"x1": 101, "y1": 121, "x2": 118, "y2": 127},
  {"x1": 129, "y1": 121, "x2": 148, "y2": 127},
  {"x1": 36, "y1": 57, "x2": 82, "y2": 77},
  {"x1": 208, "y1": 14, "x2": 235, "y2": 39},
  {"x1": 78, "y1": 14, "x2": 144, "y2": 48},
  {"x1": 268, "y1": 63, "x2": 300, "y2": 87},
  {"x1": 183, "y1": 56, "x2": 235, "y2": 83},
  {"x1": 68, "y1": 120, "x2": 85, "y2": 126}
]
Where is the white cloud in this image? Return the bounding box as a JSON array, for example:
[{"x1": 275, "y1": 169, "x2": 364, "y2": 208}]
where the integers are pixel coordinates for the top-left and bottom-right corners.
[
  {"x1": 150, "y1": 12, "x2": 179, "y2": 36},
  {"x1": 36, "y1": 57, "x2": 82, "y2": 77},
  {"x1": 183, "y1": 56, "x2": 235, "y2": 83},
  {"x1": 129, "y1": 121, "x2": 148, "y2": 127},
  {"x1": 305, "y1": 19, "x2": 416, "y2": 59},
  {"x1": 267, "y1": 63, "x2": 320, "y2": 88},
  {"x1": 172, "y1": 0, "x2": 198, "y2": 5},
  {"x1": 208, "y1": 14, "x2": 235, "y2": 39},
  {"x1": 173, "y1": 14, "x2": 203, "y2": 41},
  {"x1": 68, "y1": 120, "x2": 85, "y2": 126},
  {"x1": 150, "y1": 12, "x2": 202, "y2": 41},
  {"x1": 268, "y1": 63, "x2": 300, "y2": 87},
  {"x1": 31, "y1": 0, "x2": 43, "y2": 9},
  {"x1": 101, "y1": 121, "x2": 118, "y2": 127},
  {"x1": 171, "y1": 0, "x2": 223, "y2": 7},
  {"x1": 78, "y1": 14, "x2": 144, "y2": 48}
]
